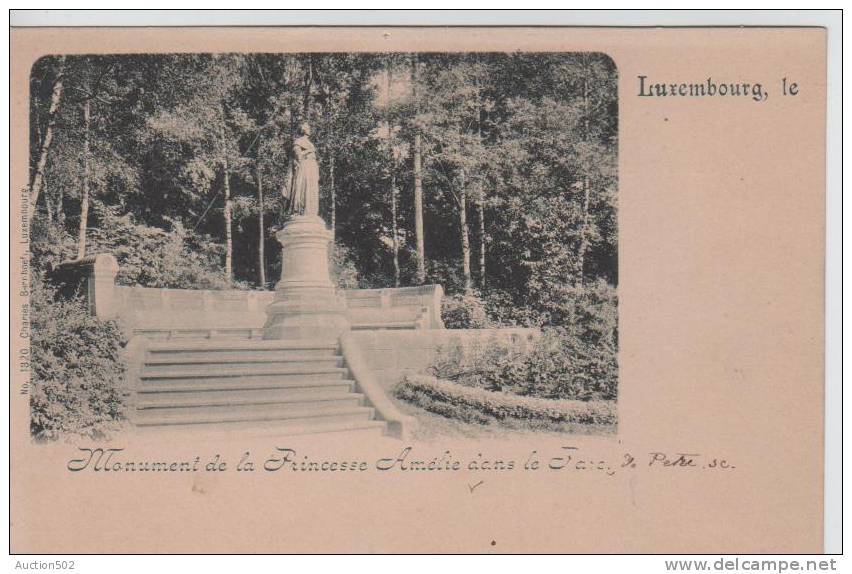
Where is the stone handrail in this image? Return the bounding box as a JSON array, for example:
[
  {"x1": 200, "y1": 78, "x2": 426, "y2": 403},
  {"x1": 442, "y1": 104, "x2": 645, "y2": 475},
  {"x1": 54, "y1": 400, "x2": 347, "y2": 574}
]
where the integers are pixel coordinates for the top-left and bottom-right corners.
[{"x1": 339, "y1": 332, "x2": 415, "y2": 439}]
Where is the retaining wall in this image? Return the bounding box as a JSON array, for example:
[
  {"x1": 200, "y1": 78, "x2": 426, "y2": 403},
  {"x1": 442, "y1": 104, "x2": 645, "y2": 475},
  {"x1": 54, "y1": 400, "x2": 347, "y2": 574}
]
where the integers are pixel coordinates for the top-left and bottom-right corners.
[{"x1": 342, "y1": 328, "x2": 541, "y2": 391}]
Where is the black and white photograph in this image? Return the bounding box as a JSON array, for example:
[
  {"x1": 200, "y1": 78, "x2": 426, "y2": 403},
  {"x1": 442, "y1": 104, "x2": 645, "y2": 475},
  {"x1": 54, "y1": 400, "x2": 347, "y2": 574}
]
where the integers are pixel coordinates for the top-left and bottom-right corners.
[{"x1": 27, "y1": 51, "x2": 619, "y2": 442}]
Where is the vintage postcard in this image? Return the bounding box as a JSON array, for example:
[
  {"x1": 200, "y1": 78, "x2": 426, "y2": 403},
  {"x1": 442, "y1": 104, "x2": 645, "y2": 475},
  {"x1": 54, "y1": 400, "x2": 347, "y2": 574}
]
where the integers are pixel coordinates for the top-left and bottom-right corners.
[{"x1": 10, "y1": 24, "x2": 827, "y2": 554}]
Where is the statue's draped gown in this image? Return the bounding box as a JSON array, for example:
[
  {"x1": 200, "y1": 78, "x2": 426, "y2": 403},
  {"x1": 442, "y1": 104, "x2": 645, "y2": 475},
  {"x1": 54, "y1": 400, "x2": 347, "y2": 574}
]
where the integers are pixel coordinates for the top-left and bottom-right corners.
[{"x1": 286, "y1": 135, "x2": 320, "y2": 217}]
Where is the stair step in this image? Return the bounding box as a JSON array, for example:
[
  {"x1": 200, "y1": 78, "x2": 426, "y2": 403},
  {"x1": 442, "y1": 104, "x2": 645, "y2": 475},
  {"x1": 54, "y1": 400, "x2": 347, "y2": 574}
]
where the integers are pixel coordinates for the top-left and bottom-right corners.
[
  {"x1": 141, "y1": 366, "x2": 349, "y2": 381},
  {"x1": 135, "y1": 396, "x2": 365, "y2": 423},
  {"x1": 146, "y1": 348, "x2": 340, "y2": 361},
  {"x1": 134, "y1": 405, "x2": 375, "y2": 427},
  {"x1": 139, "y1": 377, "x2": 356, "y2": 394},
  {"x1": 136, "y1": 386, "x2": 359, "y2": 407},
  {"x1": 135, "y1": 418, "x2": 388, "y2": 438},
  {"x1": 137, "y1": 391, "x2": 364, "y2": 410},
  {"x1": 145, "y1": 354, "x2": 343, "y2": 367},
  {"x1": 145, "y1": 339, "x2": 338, "y2": 352},
  {"x1": 352, "y1": 322, "x2": 418, "y2": 330},
  {"x1": 143, "y1": 357, "x2": 344, "y2": 374}
]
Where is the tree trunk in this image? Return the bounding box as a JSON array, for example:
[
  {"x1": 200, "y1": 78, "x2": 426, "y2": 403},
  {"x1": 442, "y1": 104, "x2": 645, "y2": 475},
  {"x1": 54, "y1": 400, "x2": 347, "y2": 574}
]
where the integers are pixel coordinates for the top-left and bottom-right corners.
[
  {"x1": 386, "y1": 62, "x2": 400, "y2": 287},
  {"x1": 76, "y1": 99, "x2": 91, "y2": 259},
  {"x1": 220, "y1": 124, "x2": 233, "y2": 284},
  {"x1": 575, "y1": 177, "x2": 591, "y2": 289},
  {"x1": 329, "y1": 155, "x2": 336, "y2": 241},
  {"x1": 34, "y1": 99, "x2": 51, "y2": 222},
  {"x1": 473, "y1": 75, "x2": 486, "y2": 288},
  {"x1": 390, "y1": 170, "x2": 400, "y2": 287},
  {"x1": 413, "y1": 131, "x2": 425, "y2": 284},
  {"x1": 477, "y1": 197, "x2": 485, "y2": 288},
  {"x1": 458, "y1": 173, "x2": 472, "y2": 294},
  {"x1": 44, "y1": 177, "x2": 54, "y2": 225},
  {"x1": 457, "y1": 122, "x2": 472, "y2": 293},
  {"x1": 223, "y1": 163, "x2": 233, "y2": 284},
  {"x1": 29, "y1": 56, "x2": 65, "y2": 213},
  {"x1": 411, "y1": 55, "x2": 426, "y2": 285},
  {"x1": 257, "y1": 163, "x2": 266, "y2": 287}
]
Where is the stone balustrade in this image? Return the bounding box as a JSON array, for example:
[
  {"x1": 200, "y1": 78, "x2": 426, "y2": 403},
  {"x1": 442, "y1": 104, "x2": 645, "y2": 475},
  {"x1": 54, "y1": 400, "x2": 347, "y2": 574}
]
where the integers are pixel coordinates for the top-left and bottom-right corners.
[
  {"x1": 50, "y1": 253, "x2": 445, "y2": 338},
  {"x1": 344, "y1": 285, "x2": 444, "y2": 330}
]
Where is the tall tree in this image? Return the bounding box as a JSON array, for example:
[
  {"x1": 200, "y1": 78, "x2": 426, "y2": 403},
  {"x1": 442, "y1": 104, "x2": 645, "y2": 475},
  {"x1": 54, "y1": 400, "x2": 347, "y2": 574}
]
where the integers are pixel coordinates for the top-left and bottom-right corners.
[
  {"x1": 386, "y1": 62, "x2": 401, "y2": 287},
  {"x1": 29, "y1": 56, "x2": 65, "y2": 213},
  {"x1": 410, "y1": 54, "x2": 426, "y2": 284},
  {"x1": 35, "y1": 55, "x2": 136, "y2": 258},
  {"x1": 76, "y1": 98, "x2": 91, "y2": 258},
  {"x1": 309, "y1": 54, "x2": 376, "y2": 240},
  {"x1": 568, "y1": 53, "x2": 617, "y2": 288},
  {"x1": 144, "y1": 54, "x2": 252, "y2": 284},
  {"x1": 306, "y1": 54, "x2": 386, "y2": 286},
  {"x1": 472, "y1": 58, "x2": 488, "y2": 288},
  {"x1": 457, "y1": 139, "x2": 472, "y2": 293},
  {"x1": 255, "y1": 161, "x2": 266, "y2": 286},
  {"x1": 484, "y1": 52, "x2": 617, "y2": 315},
  {"x1": 218, "y1": 120, "x2": 233, "y2": 282},
  {"x1": 415, "y1": 54, "x2": 489, "y2": 293}
]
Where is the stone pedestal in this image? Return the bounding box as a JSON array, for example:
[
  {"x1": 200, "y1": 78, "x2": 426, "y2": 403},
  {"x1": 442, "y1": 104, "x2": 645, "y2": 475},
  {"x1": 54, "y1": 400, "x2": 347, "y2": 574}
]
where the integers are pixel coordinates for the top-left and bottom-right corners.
[{"x1": 263, "y1": 215, "x2": 350, "y2": 341}]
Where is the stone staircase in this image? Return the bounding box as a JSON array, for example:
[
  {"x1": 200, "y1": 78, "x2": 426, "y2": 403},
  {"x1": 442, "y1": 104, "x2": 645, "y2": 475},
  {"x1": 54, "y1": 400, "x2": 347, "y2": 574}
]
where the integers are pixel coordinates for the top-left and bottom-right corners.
[{"x1": 132, "y1": 339, "x2": 387, "y2": 437}]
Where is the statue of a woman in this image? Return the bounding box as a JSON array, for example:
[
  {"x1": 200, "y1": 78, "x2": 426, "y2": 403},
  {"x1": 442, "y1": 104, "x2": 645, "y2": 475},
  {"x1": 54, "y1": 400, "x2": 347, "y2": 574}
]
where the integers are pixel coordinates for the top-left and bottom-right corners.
[{"x1": 282, "y1": 122, "x2": 320, "y2": 217}]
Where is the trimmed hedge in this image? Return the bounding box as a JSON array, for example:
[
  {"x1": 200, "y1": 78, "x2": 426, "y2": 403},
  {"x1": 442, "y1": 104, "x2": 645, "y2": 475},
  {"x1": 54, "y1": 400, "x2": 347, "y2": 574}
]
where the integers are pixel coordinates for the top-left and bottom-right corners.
[{"x1": 395, "y1": 374, "x2": 616, "y2": 427}]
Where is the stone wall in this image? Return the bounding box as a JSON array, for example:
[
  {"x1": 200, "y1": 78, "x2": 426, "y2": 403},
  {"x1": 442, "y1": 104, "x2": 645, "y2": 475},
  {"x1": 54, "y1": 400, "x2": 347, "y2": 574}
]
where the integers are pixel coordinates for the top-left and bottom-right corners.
[
  {"x1": 115, "y1": 285, "x2": 273, "y2": 335},
  {"x1": 342, "y1": 328, "x2": 541, "y2": 391},
  {"x1": 345, "y1": 285, "x2": 444, "y2": 330}
]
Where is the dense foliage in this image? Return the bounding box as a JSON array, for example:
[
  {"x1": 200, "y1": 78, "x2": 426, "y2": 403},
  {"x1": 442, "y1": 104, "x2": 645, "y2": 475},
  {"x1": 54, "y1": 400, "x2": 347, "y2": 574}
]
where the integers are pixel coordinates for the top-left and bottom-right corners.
[
  {"x1": 29, "y1": 274, "x2": 129, "y2": 440},
  {"x1": 430, "y1": 279, "x2": 618, "y2": 402},
  {"x1": 429, "y1": 325, "x2": 617, "y2": 402},
  {"x1": 440, "y1": 291, "x2": 491, "y2": 329}
]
